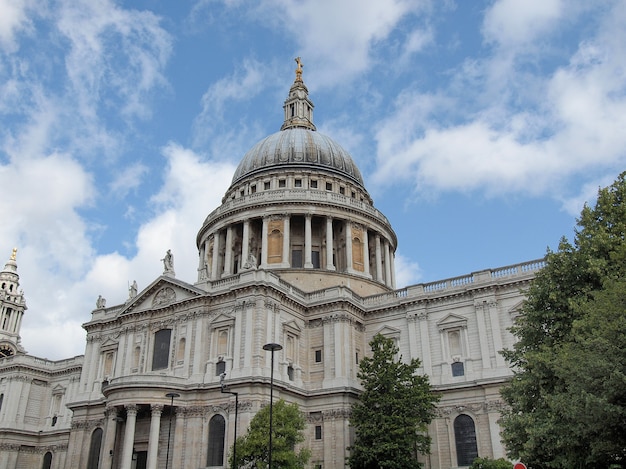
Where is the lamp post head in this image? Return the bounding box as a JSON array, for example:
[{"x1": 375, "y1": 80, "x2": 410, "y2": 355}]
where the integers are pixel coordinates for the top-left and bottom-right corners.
[
  {"x1": 263, "y1": 343, "x2": 283, "y2": 352},
  {"x1": 165, "y1": 392, "x2": 180, "y2": 399}
]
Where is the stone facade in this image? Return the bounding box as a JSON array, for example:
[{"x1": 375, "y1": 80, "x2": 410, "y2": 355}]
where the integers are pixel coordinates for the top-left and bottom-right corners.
[{"x1": 0, "y1": 64, "x2": 544, "y2": 469}]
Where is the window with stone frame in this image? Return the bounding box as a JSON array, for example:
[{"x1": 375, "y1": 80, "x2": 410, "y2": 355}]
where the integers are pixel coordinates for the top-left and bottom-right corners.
[
  {"x1": 454, "y1": 414, "x2": 478, "y2": 466},
  {"x1": 207, "y1": 414, "x2": 226, "y2": 466},
  {"x1": 86, "y1": 428, "x2": 103, "y2": 469},
  {"x1": 211, "y1": 316, "x2": 234, "y2": 375},
  {"x1": 152, "y1": 329, "x2": 172, "y2": 370},
  {"x1": 283, "y1": 322, "x2": 301, "y2": 381},
  {"x1": 437, "y1": 315, "x2": 468, "y2": 377}
]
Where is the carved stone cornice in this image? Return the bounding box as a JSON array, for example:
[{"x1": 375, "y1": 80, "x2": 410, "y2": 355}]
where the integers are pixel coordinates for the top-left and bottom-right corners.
[
  {"x1": 71, "y1": 417, "x2": 105, "y2": 430},
  {"x1": 436, "y1": 399, "x2": 506, "y2": 417},
  {"x1": 323, "y1": 408, "x2": 351, "y2": 420}
]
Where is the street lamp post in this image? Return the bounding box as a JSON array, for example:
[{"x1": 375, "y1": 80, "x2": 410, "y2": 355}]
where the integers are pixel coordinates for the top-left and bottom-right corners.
[
  {"x1": 220, "y1": 372, "x2": 239, "y2": 469},
  {"x1": 165, "y1": 392, "x2": 180, "y2": 469},
  {"x1": 263, "y1": 343, "x2": 282, "y2": 469}
]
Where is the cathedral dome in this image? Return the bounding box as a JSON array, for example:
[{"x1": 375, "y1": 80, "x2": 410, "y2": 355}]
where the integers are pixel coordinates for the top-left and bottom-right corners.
[{"x1": 231, "y1": 128, "x2": 364, "y2": 187}]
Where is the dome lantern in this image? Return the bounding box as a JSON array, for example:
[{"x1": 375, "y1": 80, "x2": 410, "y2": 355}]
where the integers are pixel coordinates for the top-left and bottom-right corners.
[{"x1": 280, "y1": 57, "x2": 316, "y2": 131}]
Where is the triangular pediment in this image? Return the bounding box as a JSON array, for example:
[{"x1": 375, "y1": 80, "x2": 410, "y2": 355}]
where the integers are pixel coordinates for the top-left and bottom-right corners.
[
  {"x1": 437, "y1": 313, "x2": 468, "y2": 330},
  {"x1": 210, "y1": 313, "x2": 235, "y2": 329},
  {"x1": 119, "y1": 276, "x2": 205, "y2": 315},
  {"x1": 101, "y1": 338, "x2": 119, "y2": 351},
  {"x1": 282, "y1": 320, "x2": 301, "y2": 334},
  {"x1": 374, "y1": 325, "x2": 401, "y2": 338}
]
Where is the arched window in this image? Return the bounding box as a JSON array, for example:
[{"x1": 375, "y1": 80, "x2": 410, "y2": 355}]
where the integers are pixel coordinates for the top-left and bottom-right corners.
[
  {"x1": 152, "y1": 329, "x2": 172, "y2": 370},
  {"x1": 41, "y1": 451, "x2": 52, "y2": 469},
  {"x1": 454, "y1": 414, "x2": 478, "y2": 466},
  {"x1": 86, "y1": 428, "x2": 103, "y2": 469},
  {"x1": 207, "y1": 414, "x2": 226, "y2": 466}
]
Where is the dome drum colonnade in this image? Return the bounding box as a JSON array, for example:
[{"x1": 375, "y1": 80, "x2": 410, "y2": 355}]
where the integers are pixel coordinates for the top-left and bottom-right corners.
[{"x1": 195, "y1": 60, "x2": 397, "y2": 291}]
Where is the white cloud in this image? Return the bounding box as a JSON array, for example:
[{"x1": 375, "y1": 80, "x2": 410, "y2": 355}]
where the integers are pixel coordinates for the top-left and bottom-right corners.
[
  {"x1": 372, "y1": 2, "x2": 626, "y2": 202},
  {"x1": 257, "y1": 0, "x2": 427, "y2": 87},
  {"x1": 109, "y1": 162, "x2": 149, "y2": 199},
  {"x1": 56, "y1": 0, "x2": 173, "y2": 121},
  {"x1": 393, "y1": 252, "x2": 422, "y2": 288},
  {"x1": 483, "y1": 0, "x2": 564, "y2": 48},
  {"x1": 0, "y1": 0, "x2": 37, "y2": 53},
  {"x1": 17, "y1": 143, "x2": 235, "y2": 359}
]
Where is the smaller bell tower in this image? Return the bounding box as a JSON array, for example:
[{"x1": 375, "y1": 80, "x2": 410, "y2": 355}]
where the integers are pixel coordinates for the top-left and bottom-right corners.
[{"x1": 0, "y1": 249, "x2": 27, "y2": 357}]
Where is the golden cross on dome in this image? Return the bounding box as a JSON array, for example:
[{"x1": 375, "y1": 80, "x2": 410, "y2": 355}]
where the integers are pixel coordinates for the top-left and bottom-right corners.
[
  {"x1": 10, "y1": 247, "x2": 17, "y2": 261},
  {"x1": 295, "y1": 57, "x2": 303, "y2": 82}
]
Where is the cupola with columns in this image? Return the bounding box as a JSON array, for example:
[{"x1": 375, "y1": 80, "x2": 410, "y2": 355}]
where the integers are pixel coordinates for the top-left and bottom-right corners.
[
  {"x1": 0, "y1": 249, "x2": 26, "y2": 357},
  {"x1": 196, "y1": 58, "x2": 397, "y2": 294}
]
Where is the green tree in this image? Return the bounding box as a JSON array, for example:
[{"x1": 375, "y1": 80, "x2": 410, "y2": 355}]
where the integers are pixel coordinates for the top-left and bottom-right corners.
[
  {"x1": 469, "y1": 457, "x2": 513, "y2": 469},
  {"x1": 348, "y1": 334, "x2": 440, "y2": 469},
  {"x1": 500, "y1": 171, "x2": 626, "y2": 468},
  {"x1": 229, "y1": 399, "x2": 311, "y2": 469}
]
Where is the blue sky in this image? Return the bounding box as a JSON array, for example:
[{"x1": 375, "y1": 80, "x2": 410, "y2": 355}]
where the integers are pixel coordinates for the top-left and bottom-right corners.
[{"x1": 1, "y1": 0, "x2": 625, "y2": 359}]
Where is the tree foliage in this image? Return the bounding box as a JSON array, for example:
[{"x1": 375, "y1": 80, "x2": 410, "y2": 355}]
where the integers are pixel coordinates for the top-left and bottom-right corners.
[
  {"x1": 229, "y1": 399, "x2": 311, "y2": 469},
  {"x1": 469, "y1": 457, "x2": 513, "y2": 469},
  {"x1": 500, "y1": 172, "x2": 626, "y2": 468},
  {"x1": 348, "y1": 334, "x2": 440, "y2": 469}
]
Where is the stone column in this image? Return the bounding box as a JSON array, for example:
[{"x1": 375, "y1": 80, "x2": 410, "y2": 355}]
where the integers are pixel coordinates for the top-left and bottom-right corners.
[
  {"x1": 102, "y1": 407, "x2": 121, "y2": 469},
  {"x1": 304, "y1": 214, "x2": 313, "y2": 268},
  {"x1": 282, "y1": 215, "x2": 291, "y2": 267},
  {"x1": 325, "y1": 216, "x2": 335, "y2": 271},
  {"x1": 362, "y1": 228, "x2": 370, "y2": 276},
  {"x1": 120, "y1": 404, "x2": 138, "y2": 469},
  {"x1": 345, "y1": 222, "x2": 353, "y2": 272},
  {"x1": 211, "y1": 232, "x2": 221, "y2": 280},
  {"x1": 375, "y1": 234, "x2": 383, "y2": 282},
  {"x1": 241, "y1": 220, "x2": 250, "y2": 265},
  {"x1": 224, "y1": 225, "x2": 233, "y2": 275},
  {"x1": 198, "y1": 242, "x2": 205, "y2": 272},
  {"x1": 474, "y1": 301, "x2": 491, "y2": 369},
  {"x1": 384, "y1": 241, "x2": 392, "y2": 288},
  {"x1": 389, "y1": 248, "x2": 396, "y2": 289},
  {"x1": 261, "y1": 217, "x2": 269, "y2": 268},
  {"x1": 147, "y1": 404, "x2": 163, "y2": 469}
]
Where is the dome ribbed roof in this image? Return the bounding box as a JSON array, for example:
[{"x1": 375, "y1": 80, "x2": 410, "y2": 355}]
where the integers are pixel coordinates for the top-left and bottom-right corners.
[{"x1": 231, "y1": 128, "x2": 364, "y2": 186}]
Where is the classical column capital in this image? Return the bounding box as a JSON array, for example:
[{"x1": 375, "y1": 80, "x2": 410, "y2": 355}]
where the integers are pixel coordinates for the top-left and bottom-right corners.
[
  {"x1": 125, "y1": 404, "x2": 138, "y2": 415},
  {"x1": 150, "y1": 404, "x2": 164, "y2": 415}
]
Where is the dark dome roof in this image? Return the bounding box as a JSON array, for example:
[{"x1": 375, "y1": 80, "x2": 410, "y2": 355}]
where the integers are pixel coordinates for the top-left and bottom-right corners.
[{"x1": 231, "y1": 128, "x2": 364, "y2": 186}]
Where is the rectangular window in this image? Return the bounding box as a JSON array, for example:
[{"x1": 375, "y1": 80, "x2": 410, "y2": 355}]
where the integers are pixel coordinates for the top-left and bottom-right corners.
[
  {"x1": 264, "y1": 181, "x2": 270, "y2": 190},
  {"x1": 288, "y1": 365, "x2": 294, "y2": 381},
  {"x1": 279, "y1": 179, "x2": 286, "y2": 188},
  {"x1": 325, "y1": 182, "x2": 332, "y2": 191},
  {"x1": 310, "y1": 180, "x2": 318, "y2": 188},
  {"x1": 251, "y1": 185, "x2": 257, "y2": 194},
  {"x1": 152, "y1": 329, "x2": 172, "y2": 370},
  {"x1": 451, "y1": 361, "x2": 465, "y2": 377},
  {"x1": 292, "y1": 249, "x2": 303, "y2": 268},
  {"x1": 315, "y1": 425, "x2": 322, "y2": 440},
  {"x1": 339, "y1": 187, "x2": 345, "y2": 195},
  {"x1": 315, "y1": 349, "x2": 322, "y2": 363},
  {"x1": 312, "y1": 250, "x2": 320, "y2": 269},
  {"x1": 294, "y1": 179, "x2": 302, "y2": 188}
]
